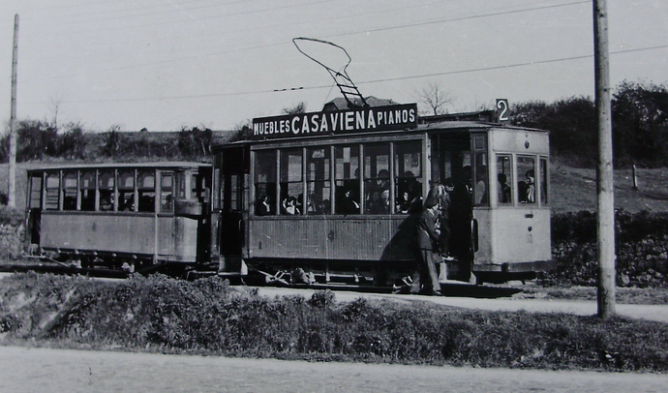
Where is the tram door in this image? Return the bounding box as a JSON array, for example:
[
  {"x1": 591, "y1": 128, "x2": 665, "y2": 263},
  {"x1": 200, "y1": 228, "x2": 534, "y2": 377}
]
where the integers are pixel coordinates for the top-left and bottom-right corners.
[
  {"x1": 214, "y1": 147, "x2": 248, "y2": 273},
  {"x1": 25, "y1": 172, "x2": 43, "y2": 252}
]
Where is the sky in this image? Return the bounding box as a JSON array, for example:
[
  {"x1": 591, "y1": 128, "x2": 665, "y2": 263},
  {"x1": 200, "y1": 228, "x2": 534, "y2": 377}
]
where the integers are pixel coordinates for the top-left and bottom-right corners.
[{"x1": 0, "y1": 0, "x2": 667, "y2": 133}]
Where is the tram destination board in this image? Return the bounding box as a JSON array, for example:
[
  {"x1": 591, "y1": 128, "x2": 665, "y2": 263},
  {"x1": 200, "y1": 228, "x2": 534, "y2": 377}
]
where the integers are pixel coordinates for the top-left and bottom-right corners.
[{"x1": 252, "y1": 103, "x2": 418, "y2": 140}]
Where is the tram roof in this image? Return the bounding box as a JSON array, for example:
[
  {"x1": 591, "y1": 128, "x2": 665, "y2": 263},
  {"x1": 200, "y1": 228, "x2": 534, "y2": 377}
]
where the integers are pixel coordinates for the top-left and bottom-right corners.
[{"x1": 26, "y1": 161, "x2": 211, "y2": 172}]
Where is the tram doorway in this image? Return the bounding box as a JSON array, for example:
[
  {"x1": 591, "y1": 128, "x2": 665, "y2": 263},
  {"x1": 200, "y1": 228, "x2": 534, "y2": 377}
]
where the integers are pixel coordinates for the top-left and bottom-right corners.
[
  {"x1": 429, "y1": 132, "x2": 477, "y2": 281},
  {"x1": 214, "y1": 146, "x2": 248, "y2": 274}
]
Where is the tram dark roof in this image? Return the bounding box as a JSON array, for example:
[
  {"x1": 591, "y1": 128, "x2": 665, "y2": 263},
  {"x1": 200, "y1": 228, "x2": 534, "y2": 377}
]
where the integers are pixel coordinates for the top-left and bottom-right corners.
[
  {"x1": 213, "y1": 119, "x2": 547, "y2": 149},
  {"x1": 26, "y1": 161, "x2": 210, "y2": 172}
]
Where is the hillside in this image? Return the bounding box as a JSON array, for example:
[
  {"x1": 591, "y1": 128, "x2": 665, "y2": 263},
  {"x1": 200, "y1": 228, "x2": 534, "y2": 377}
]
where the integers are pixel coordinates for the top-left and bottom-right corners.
[{"x1": 2, "y1": 157, "x2": 667, "y2": 214}]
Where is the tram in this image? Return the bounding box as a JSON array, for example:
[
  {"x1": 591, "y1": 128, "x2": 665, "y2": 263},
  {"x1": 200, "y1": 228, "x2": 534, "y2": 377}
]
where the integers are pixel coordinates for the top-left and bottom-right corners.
[
  {"x1": 212, "y1": 102, "x2": 553, "y2": 287},
  {"x1": 25, "y1": 162, "x2": 213, "y2": 272}
]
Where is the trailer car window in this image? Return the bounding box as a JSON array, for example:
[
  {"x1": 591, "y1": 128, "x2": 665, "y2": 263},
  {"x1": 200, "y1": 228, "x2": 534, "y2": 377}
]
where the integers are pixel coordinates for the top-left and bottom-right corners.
[
  {"x1": 160, "y1": 173, "x2": 174, "y2": 213},
  {"x1": 80, "y1": 171, "x2": 96, "y2": 211},
  {"x1": 98, "y1": 171, "x2": 116, "y2": 211},
  {"x1": 28, "y1": 175, "x2": 42, "y2": 209},
  {"x1": 119, "y1": 170, "x2": 135, "y2": 212},
  {"x1": 138, "y1": 171, "x2": 156, "y2": 212},
  {"x1": 63, "y1": 172, "x2": 78, "y2": 211},
  {"x1": 45, "y1": 173, "x2": 60, "y2": 210}
]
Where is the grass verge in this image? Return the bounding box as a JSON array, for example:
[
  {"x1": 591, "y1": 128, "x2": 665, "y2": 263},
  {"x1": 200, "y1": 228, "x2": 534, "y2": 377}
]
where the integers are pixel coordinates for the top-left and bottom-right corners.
[{"x1": 1, "y1": 273, "x2": 667, "y2": 372}]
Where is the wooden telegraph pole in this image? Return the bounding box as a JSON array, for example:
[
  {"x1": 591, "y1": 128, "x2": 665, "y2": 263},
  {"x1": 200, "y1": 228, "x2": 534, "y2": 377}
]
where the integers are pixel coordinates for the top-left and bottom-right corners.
[
  {"x1": 593, "y1": 0, "x2": 615, "y2": 318},
  {"x1": 8, "y1": 14, "x2": 19, "y2": 208}
]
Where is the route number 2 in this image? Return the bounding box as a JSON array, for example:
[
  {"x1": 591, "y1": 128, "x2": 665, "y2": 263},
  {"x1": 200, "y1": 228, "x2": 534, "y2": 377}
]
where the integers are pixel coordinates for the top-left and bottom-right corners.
[{"x1": 495, "y1": 99, "x2": 509, "y2": 123}]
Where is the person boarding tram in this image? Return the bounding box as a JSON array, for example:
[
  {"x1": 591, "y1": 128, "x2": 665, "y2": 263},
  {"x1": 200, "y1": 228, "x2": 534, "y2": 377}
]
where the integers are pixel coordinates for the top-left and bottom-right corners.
[{"x1": 410, "y1": 196, "x2": 442, "y2": 296}]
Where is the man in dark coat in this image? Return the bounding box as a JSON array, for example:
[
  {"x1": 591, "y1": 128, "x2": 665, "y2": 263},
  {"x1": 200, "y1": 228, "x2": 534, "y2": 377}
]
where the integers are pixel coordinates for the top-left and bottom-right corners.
[{"x1": 410, "y1": 196, "x2": 442, "y2": 296}]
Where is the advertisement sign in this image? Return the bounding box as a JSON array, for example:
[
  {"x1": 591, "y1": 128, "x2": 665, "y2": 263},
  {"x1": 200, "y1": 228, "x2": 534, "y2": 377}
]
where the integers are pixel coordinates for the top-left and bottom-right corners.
[{"x1": 252, "y1": 103, "x2": 418, "y2": 140}]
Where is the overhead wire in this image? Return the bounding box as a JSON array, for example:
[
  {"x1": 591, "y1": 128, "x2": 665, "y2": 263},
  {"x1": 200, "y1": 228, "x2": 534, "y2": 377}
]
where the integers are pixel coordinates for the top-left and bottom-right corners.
[{"x1": 61, "y1": 44, "x2": 668, "y2": 104}]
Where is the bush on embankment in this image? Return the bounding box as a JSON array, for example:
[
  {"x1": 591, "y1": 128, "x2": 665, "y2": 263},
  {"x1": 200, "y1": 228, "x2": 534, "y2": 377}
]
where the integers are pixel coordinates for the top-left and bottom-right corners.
[
  {"x1": 549, "y1": 210, "x2": 668, "y2": 287},
  {"x1": 1, "y1": 273, "x2": 667, "y2": 372}
]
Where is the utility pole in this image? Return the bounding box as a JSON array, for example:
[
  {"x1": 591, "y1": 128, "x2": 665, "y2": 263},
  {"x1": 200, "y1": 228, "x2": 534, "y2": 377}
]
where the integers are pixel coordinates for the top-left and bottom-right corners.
[
  {"x1": 593, "y1": 0, "x2": 615, "y2": 318},
  {"x1": 8, "y1": 14, "x2": 19, "y2": 208}
]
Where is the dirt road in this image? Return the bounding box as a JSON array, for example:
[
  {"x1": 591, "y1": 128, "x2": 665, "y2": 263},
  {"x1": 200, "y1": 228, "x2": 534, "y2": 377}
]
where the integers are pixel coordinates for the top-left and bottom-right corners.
[
  {"x1": 255, "y1": 286, "x2": 668, "y2": 323},
  {"x1": 1, "y1": 346, "x2": 666, "y2": 393}
]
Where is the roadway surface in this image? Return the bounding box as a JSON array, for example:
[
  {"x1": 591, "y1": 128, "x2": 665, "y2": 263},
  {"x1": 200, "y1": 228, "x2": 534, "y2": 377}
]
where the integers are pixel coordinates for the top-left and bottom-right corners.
[{"x1": 1, "y1": 346, "x2": 666, "y2": 393}]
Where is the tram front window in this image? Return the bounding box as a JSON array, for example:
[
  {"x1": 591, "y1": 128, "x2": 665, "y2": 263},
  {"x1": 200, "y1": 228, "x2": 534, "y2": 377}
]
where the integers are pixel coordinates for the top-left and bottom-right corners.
[
  {"x1": 496, "y1": 155, "x2": 513, "y2": 205},
  {"x1": 540, "y1": 157, "x2": 548, "y2": 204},
  {"x1": 517, "y1": 156, "x2": 536, "y2": 204}
]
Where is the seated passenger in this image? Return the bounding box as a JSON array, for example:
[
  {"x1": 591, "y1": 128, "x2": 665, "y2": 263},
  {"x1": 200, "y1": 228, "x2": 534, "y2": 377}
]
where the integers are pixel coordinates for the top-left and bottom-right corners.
[
  {"x1": 338, "y1": 188, "x2": 360, "y2": 214},
  {"x1": 282, "y1": 196, "x2": 300, "y2": 215},
  {"x1": 366, "y1": 190, "x2": 388, "y2": 214},
  {"x1": 256, "y1": 193, "x2": 272, "y2": 216}
]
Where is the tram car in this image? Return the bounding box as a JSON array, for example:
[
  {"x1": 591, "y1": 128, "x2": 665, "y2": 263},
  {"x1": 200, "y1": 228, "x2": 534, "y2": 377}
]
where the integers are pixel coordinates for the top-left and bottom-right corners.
[
  {"x1": 25, "y1": 102, "x2": 553, "y2": 288},
  {"x1": 25, "y1": 162, "x2": 213, "y2": 273},
  {"x1": 212, "y1": 102, "x2": 553, "y2": 287}
]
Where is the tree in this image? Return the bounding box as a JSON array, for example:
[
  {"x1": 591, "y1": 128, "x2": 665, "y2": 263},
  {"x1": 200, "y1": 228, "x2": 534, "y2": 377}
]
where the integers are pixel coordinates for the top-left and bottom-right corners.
[
  {"x1": 103, "y1": 124, "x2": 124, "y2": 157},
  {"x1": 415, "y1": 82, "x2": 453, "y2": 115},
  {"x1": 612, "y1": 81, "x2": 668, "y2": 167},
  {"x1": 282, "y1": 102, "x2": 306, "y2": 115}
]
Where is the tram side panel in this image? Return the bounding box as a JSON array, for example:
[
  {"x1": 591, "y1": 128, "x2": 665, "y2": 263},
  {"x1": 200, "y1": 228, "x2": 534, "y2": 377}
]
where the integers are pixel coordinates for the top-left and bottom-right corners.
[
  {"x1": 40, "y1": 213, "x2": 155, "y2": 259},
  {"x1": 247, "y1": 216, "x2": 416, "y2": 262},
  {"x1": 39, "y1": 213, "x2": 200, "y2": 263}
]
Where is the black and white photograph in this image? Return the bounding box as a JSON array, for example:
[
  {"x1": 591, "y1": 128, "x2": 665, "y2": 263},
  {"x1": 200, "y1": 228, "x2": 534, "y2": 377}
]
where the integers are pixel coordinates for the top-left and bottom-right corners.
[{"x1": 0, "y1": 1, "x2": 667, "y2": 392}]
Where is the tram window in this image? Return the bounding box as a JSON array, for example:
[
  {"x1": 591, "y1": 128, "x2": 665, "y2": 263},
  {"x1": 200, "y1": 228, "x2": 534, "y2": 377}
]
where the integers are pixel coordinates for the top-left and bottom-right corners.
[
  {"x1": 496, "y1": 155, "x2": 513, "y2": 205},
  {"x1": 28, "y1": 175, "x2": 42, "y2": 209},
  {"x1": 160, "y1": 173, "x2": 174, "y2": 213},
  {"x1": 98, "y1": 171, "x2": 116, "y2": 211},
  {"x1": 335, "y1": 145, "x2": 360, "y2": 215},
  {"x1": 473, "y1": 153, "x2": 488, "y2": 206},
  {"x1": 517, "y1": 156, "x2": 536, "y2": 204},
  {"x1": 540, "y1": 157, "x2": 548, "y2": 205},
  {"x1": 80, "y1": 171, "x2": 96, "y2": 211},
  {"x1": 306, "y1": 147, "x2": 330, "y2": 215},
  {"x1": 45, "y1": 173, "x2": 60, "y2": 211},
  {"x1": 395, "y1": 141, "x2": 422, "y2": 214},
  {"x1": 63, "y1": 172, "x2": 78, "y2": 211},
  {"x1": 118, "y1": 170, "x2": 135, "y2": 212},
  {"x1": 280, "y1": 149, "x2": 303, "y2": 215},
  {"x1": 364, "y1": 143, "x2": 390, "y2": 214},
  {"x1": 138, "y1": 170, "x2": 156, "y2": 213},
  {"x1": 254, "y1": 150, "x2": 276, "y2": 216}
]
